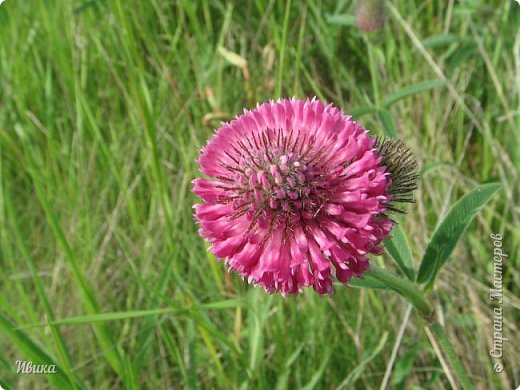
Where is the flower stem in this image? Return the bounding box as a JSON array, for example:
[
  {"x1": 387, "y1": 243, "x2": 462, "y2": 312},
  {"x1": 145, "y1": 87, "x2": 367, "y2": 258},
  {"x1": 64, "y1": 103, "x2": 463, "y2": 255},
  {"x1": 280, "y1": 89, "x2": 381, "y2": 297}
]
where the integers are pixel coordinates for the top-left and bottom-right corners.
[
  {"x1": 366, "y1": 266, "x2": 473, "y2": 388},
  {"x1": 365, "y1": 266, "x2": 433, "y2": 319}
]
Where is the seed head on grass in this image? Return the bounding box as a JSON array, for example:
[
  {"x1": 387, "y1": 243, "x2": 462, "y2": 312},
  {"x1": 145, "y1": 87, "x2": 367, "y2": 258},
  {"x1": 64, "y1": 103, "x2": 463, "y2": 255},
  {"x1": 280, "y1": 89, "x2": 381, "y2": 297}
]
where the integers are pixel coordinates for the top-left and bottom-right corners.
[{"x1": 193, "y1": 98, "x2": 417, "y2": 295}]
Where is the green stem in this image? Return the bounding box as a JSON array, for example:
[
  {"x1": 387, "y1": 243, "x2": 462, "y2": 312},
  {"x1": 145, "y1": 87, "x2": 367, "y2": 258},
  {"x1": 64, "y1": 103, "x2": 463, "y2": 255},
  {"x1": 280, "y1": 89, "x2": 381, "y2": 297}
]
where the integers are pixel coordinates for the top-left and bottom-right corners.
[
  {"x1": 365, "y1": 38, "x2": 381, "y2": 106},
  {"x1": 428, "y1": 322, "x2": 474, "y2": 389},
  {"x1": 275, "y1": 0, "x2": 291, "y2": 98},
  {"x1": 366, "y1": 266, "x2": 433, "y2": 319}
]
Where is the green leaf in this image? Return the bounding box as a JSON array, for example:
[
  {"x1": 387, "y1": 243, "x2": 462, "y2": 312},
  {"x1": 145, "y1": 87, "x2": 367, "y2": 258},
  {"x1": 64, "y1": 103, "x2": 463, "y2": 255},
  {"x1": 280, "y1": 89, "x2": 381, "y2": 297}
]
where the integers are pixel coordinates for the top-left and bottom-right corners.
[
  {"x1": 421, "y1": 34, "x2": 459, "y2": 48},
  {"x1": 21, "y1": 300, "x2": 240, "y2": 328},
  {"x1": 21, "y1": 308, "x2": 182, "y2": 328},
  {"x1": 416, "y1": 183, "x2": 501, "y2": 284},
  {"x1": 382, "y1": 79, "x2": 447, "y2": 108},
  {"x1": 0, "y1": 379, "x2": 10, "y2": 390},
  {"x1": 199, "y1": 299, "x2": 243, "y2": 310},
  {"x1": 384, "y1": 224, "x2": 415, "y2": 280},
  {"x1": 446, "y1": 42, "x2": 477, "y2": 72}
]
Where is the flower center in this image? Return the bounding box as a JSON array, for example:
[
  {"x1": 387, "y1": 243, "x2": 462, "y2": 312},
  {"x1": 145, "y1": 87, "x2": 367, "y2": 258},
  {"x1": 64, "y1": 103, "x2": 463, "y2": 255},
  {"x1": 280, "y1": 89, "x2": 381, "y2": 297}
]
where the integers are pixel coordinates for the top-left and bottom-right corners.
[
  {"x1": 244, "y1": 153, "x2": 313, "y2": 209},
  {"x1": 223, "y1": 128, "x2": 331, "y2": 229}
]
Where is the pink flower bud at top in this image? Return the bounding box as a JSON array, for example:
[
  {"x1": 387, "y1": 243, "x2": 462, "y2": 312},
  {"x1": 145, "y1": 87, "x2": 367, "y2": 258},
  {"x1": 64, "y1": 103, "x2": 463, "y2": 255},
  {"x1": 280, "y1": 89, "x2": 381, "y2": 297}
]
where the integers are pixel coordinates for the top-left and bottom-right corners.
[{"x1": 356, "y1": 0, "x2": 386, "y2": 33}]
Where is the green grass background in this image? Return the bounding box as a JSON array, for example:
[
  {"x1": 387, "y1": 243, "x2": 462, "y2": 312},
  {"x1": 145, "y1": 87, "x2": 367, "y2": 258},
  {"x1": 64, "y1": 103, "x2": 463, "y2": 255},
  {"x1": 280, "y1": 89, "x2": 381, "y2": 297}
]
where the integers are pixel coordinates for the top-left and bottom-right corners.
[{"x1": 0, "y1": 0, "x2": 519, "y2": 388}]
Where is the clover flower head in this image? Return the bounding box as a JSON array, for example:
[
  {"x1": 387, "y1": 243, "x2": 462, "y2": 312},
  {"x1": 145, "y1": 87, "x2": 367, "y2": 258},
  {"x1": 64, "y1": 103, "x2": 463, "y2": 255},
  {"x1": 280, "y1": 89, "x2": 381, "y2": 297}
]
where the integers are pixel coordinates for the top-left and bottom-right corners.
[
  {"x1": 193, "y1": 98, "x2": 417, "y2": 295},
  {"x1": 356, "y1": 0, "x2": 386, "y2": 32}
]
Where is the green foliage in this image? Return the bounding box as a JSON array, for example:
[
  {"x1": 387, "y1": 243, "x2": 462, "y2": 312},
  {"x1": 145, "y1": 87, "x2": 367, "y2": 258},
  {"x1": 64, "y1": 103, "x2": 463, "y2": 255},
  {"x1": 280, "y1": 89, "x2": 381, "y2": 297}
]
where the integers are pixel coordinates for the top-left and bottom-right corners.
[
  {"x1": 384, "y1": 224, "x2": 415, "y2": 280},
  {"x1": 0, "y1": 313, "x2": 79, "y2": 389},
  {"x1": 417, "y1": 183, "x2": 502, "y2": 285}
]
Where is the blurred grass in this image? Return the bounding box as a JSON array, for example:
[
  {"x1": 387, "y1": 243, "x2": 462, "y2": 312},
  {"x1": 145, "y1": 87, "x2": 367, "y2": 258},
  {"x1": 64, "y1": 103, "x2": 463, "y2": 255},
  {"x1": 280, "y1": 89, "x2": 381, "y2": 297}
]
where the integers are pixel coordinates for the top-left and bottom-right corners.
[{"x1": 0, "y1": 0, "x2": 519, "y2": 388}]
